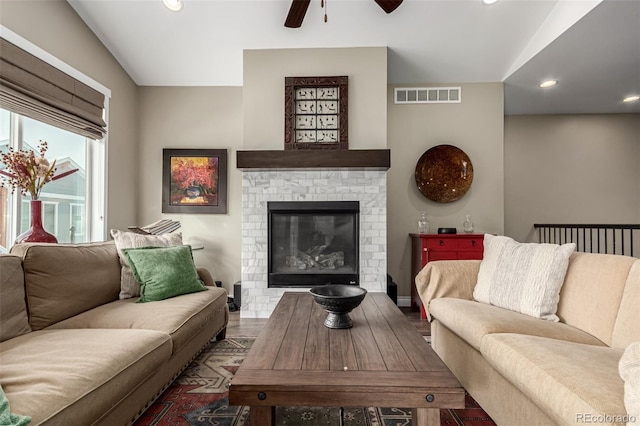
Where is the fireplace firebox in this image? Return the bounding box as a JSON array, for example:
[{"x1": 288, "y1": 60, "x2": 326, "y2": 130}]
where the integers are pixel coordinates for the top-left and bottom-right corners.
[{"x1": 268, "y1": 201, "x2": 359, "y2": 288}]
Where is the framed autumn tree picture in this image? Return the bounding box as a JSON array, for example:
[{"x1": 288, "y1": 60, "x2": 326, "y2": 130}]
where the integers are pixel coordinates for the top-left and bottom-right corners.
[{"x1": 162, "y1": 149, "x2": 228, "y2": 214}]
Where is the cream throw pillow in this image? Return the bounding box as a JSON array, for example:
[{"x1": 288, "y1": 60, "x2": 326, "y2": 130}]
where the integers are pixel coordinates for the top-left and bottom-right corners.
[
  {"x1": 110, "y1": 229, "x2": 183, "y2": 299},
  {"x1": 620, "y1": 342, "x2": 640, "y2": 425},
  {"x1": 473, "y1": 234, "x2": 575, "y2": 321}
]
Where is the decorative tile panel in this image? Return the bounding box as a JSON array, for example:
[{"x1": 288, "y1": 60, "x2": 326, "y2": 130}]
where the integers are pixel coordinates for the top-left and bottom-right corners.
[{"x1": 240, "y1": 168, "x2": 387, "y2": 318}]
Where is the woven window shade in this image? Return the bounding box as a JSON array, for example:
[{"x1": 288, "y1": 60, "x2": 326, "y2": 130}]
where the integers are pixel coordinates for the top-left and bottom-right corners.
[{"x1": 0, "y1": 38, "x2": 106, "y2": 140}]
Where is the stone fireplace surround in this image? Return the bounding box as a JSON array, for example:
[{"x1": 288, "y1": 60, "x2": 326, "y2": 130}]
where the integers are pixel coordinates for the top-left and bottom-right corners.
[{"x1": 239, "y1": 150, "x2": 389, "y2": 318}]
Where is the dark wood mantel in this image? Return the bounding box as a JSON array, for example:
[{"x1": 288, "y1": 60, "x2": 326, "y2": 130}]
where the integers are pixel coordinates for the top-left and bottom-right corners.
[{"x1": 236, "y1": 149, "x2": 390, "y2": 170}]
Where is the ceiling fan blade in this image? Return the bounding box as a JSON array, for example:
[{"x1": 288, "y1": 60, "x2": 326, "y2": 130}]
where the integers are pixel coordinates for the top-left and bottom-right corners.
[
  {"x1": 285, "y1": 0, "x2": 311, "y2": 28},
  {"x1": 374, "y1": 0, "x2": 403, "y2": 14}
]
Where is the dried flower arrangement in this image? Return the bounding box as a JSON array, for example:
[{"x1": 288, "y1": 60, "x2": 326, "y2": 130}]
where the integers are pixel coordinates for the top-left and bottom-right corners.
[{"x1": 0, "y1": 140, "x2": 78, "y2": 200}]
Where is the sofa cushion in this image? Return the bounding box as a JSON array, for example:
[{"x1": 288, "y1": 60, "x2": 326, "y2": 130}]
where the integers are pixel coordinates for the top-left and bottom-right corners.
[
  {"x1": 473, "y1": 234, "x2": 575, "y2": 321},
  {"x1": 47, "y1": 287, "x2": 228, "y2": 354},
  {"x1": 481, "y1": 333, "x2": 627, "y2": 425},
  {"x1": 0, "y1": 329, "x2": 171, "y2": 425},
  {"x1": 123, "y1": 245, "x2": 207, "y2": 303},
  {"x1": 0, "y1": 255, "x2": 31, "y2": 342},
  {"x1": 430, "y1": 297, "x2": 605, "y2": 351},
  {"x1": 111, "y1": 229, "x2": 183, "y2": 299},
  {"x1": 558, "y1": 252, "x2": 637, "y2": 347},
  {"x1": 10, "y1": 241, "x2": 121, "y2": 330},
  {"x1": 619, "y1": 342, "x2": 640, "y2": 423},
  {"x1": 612, "y1": 260, "x2": 640, "y2": 350}
]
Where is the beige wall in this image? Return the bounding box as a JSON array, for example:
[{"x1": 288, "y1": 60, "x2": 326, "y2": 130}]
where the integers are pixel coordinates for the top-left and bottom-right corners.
[
  {"x1": 504, "y1": 114, "x2": 640, "y2": 243},
  {"x1": 387, "y1": 83, "x2": 505, "y2": 299},
  {"x1": 136, "y1": 56, "x2": 506, "y2": 301},
  {"x1": 243, "y1": 47, "x2": 387, "y2": 149},
  {"x1": 135, "y1": 47, "x2": 389, "y2": 293},
  {"x1": 0, "y1": 0, "x2": 139, "y2": 234},
  {"x1": 138, "y1": 87, "x2": 243, "y2": 292}
]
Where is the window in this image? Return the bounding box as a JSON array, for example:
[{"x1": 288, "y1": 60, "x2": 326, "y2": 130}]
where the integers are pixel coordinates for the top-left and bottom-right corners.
[
  {"x1": 0, "y1": 30, "x2": 109, "y2": 252},
  {"x1": 70, "y1": 203, "x2": 85, "y2": 243},
  {"x1": 0, "y1": 110, "x2": 104, "y2": 250}
]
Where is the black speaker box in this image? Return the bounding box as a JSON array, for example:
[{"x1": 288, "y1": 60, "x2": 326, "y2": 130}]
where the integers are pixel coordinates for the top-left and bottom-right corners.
[
  {"x1": 437, "y1": 227, "x2": 457, "y2": 234},
  {"x1": 233, "y1": 282, "x2": 242, "y2": 308},
  {"x1": 386, "y1": 274, "x2": 398, "y2": 305}
]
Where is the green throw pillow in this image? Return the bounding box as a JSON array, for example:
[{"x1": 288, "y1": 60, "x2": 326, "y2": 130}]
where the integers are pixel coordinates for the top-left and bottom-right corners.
[
  {"x1": 123, "y1": 245, "x2": 207, "y2": 303},
  {"x1": 0, "y1": 385, "x2": 31, "y2": 426}
]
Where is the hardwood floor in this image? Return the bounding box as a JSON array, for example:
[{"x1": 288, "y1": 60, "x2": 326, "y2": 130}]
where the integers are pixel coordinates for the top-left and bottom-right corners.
[
  {"x1": 400, "y1": 306, "x2": 431, "y2": 336},
  {"x1": 226, "y1": 306, "x2": 430, "y2": 338},
  {"x1": 226, "y1": 311, "x2": 267, "y2": 338}
]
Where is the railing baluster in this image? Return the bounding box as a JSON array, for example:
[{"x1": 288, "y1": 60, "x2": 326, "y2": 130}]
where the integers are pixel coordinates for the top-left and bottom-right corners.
[{"x1": 533, "y1": 224, "x2": 639, "y2": 258}]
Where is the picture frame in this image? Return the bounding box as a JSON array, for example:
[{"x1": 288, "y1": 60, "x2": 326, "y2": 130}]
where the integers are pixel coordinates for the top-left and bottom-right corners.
[
  {"x1": 162, "y1": 148, "x2": 228, "y2": 214},
  {"x1": 284, "y1": 76, "x2": 349, "y2": 151}
]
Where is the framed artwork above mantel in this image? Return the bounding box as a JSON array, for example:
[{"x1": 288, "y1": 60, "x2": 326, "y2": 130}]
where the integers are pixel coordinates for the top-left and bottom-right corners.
[{"x1": 284, "y1": 76, "x2": 348, "y2": 150}]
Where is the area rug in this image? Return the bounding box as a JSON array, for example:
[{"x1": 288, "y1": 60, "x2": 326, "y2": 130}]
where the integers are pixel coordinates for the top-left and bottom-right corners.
[{"x1": 134, "y1": 338, "x2": 495, "y2": 426}]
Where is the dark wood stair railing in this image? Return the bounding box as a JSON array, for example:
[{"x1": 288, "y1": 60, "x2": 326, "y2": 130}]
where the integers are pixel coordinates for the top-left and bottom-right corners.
[{"x1": 534, "y1": 224, "x2": 640, "y2": 258}]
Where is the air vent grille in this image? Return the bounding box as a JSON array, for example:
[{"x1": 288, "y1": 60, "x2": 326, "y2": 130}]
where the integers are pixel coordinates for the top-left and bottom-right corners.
[{"x1": 394, "y1": 87, "x2": 462, "y2": 104}]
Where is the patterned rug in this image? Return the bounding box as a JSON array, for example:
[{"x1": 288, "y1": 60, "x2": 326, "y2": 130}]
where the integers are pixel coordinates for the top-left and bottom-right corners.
[{"x1": 134, "y1": 338, "x2": 496, "y2": 426}]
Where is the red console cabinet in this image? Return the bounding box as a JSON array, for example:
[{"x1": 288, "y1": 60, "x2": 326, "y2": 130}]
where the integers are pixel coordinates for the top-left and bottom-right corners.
[{"x1": 410, "y1": 233, "x2": 484, "y2": 319}]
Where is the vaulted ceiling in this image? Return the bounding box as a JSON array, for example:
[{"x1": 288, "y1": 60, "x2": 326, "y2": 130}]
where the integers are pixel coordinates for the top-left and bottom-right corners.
[{"x1": 68, "y1": 0, "x2": 640, "y2": 114}]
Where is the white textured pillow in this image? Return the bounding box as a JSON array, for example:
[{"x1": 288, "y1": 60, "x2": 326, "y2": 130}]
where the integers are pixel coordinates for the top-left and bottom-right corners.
[
  {"x1": 473, "y1": 234, "x2": 575, "y2": 321},
  {"x1": 110, "y1": 229, "x2": 183, "y2": 299},
  {"x1": 620, "y1": 342, "x2": 640, "y2": 425}
]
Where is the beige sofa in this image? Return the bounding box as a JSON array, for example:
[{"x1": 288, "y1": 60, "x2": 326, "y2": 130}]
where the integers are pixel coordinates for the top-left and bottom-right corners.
[
  {"x1": 0, "y1": 241, "x2": 229, "y2": 425},
  {"x1": 416, "y1": 251, "x2": 639, "y2": 425}
]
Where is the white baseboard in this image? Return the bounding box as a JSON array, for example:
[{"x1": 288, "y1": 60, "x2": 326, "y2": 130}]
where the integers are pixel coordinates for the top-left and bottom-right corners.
[{"x1": 397, "y1": 296, "x2": 411, "y2": 307}]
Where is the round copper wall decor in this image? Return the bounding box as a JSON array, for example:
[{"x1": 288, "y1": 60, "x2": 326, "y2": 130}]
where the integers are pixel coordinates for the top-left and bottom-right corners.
[{"x1": 415, "y1": 145, "x2": 474, "y2": 203}]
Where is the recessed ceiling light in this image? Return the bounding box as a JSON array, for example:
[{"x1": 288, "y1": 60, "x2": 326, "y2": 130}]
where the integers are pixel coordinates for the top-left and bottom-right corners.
[
  {"x1": 163, "y1": 0, "x2": 183, "y2": 12},
  {"x1": 483, "y1": 0, "x2": 499, "y2": 4},
  {"x1": 623, "y1": 95, "x2": 640, "y2": 103},
  {"x1": 539, "y1": 80, "x2": 557, "y2": 88}
]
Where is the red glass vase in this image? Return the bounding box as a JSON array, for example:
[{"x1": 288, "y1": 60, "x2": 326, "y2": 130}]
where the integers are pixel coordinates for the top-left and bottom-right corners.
[{"x1": 15, "y1": 200, "x2": 58, "y2": 244}]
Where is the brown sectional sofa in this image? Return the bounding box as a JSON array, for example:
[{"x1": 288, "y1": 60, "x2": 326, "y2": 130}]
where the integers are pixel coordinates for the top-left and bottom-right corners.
[
  {"x1": 416, "y1": 251, "x2": 639, "y2": 425},
  {"x1": 0, "y1": 241, "x2": 229, "y2": 425}
]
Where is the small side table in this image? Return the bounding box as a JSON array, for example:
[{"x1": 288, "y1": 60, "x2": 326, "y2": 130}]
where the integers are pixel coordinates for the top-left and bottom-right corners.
[{"x1": 410, "y1": 233, "x2": 484, "y2": 319}]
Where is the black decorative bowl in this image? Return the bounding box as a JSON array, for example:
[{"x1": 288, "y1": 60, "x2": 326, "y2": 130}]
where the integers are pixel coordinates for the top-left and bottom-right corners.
[{"x1": 309, "y1": 284, "x2": 367, "y2": 329}]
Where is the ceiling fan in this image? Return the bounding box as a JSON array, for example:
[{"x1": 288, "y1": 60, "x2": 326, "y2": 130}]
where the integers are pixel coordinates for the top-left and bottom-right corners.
[{"x1": 285, "y1": 0, "x2": 403, "y2": 28}]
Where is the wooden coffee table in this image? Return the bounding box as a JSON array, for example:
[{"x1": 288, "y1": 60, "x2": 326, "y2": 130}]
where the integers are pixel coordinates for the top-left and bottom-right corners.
[{"x1": 229, "y1": 292, "x2": 464, "y2": 425}]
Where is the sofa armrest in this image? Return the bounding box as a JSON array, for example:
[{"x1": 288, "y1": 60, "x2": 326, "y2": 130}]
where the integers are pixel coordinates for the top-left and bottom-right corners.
[
  {"x1": 196, "y1": 267, "x2": 216, "y2": 287},
  {"x1": 415, "y1": 260, "x2": 481, "y2": 321}
]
